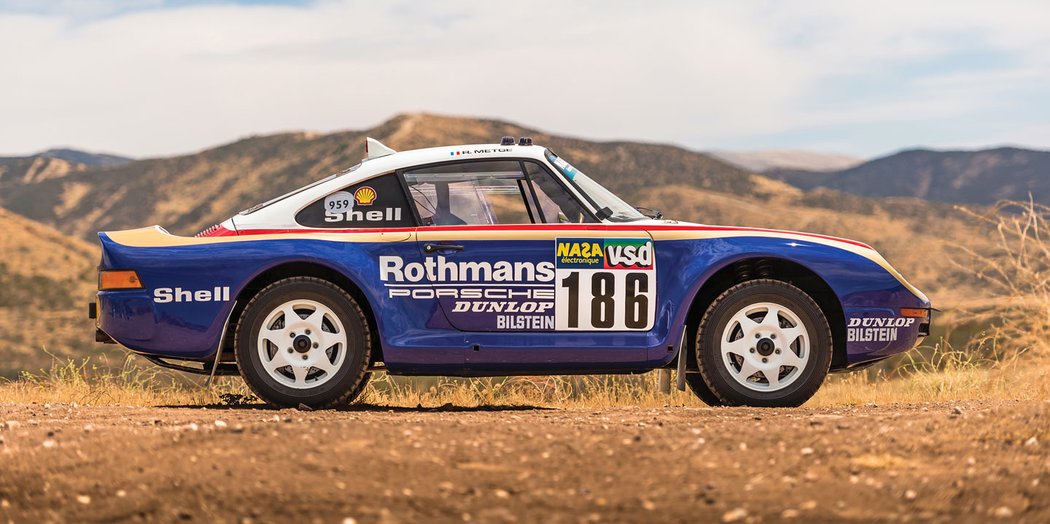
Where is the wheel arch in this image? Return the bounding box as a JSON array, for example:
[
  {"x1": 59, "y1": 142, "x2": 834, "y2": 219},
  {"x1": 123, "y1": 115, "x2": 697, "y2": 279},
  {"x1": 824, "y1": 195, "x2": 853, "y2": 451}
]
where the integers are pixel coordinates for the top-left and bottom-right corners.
[
  {"x1": 223, "y1": 261, "x2": 383, "y2": 365},
  {"x1": 682, "y1": 257, "x2": 847, "y2": 371}
]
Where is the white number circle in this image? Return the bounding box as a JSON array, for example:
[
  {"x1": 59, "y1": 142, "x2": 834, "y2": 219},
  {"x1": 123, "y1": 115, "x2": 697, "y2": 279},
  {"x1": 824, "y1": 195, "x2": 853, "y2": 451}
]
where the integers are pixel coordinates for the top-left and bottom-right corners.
[{"x1": 324, "y1": 191, "x2": 354, "y2": 212}]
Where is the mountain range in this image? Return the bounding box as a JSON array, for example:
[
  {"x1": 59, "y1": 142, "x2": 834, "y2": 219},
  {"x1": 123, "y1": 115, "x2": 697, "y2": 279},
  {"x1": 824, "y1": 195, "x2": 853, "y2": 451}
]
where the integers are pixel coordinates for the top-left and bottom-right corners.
[
  {"x1": 766, "y1": 147, "x2": 1050, "y2": 206},
  {"x1": 0, "y1": 148, "x2": 131, "y2": 166},
  {"x1": 709, "y1": 150, "x2": 863, "y2": 172},
  {"x1": 0, "y1": 148, "x2": 132, "y2": 196}
]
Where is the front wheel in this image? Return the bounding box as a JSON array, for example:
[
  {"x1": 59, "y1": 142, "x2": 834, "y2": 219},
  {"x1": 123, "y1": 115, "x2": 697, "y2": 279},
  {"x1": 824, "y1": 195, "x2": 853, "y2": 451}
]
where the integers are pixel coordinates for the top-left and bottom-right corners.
[
  {"x1": 695, "y1": 279, "x2": 832, "y2": 407},
  {"x1": 235, "y1": 277, "x2": 372, "y2": 408}
]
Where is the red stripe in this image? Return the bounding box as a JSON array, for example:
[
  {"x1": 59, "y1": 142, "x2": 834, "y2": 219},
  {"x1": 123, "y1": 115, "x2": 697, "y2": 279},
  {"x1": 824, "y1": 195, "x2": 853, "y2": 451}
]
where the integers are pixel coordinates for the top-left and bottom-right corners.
[{"x1": 231, "y1": 224, "x2": 874, "y2": 250}]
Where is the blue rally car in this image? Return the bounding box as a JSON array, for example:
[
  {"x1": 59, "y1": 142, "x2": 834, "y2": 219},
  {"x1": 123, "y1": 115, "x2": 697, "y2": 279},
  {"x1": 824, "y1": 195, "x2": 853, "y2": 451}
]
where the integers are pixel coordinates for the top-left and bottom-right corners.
[{"x1": 91, "y1": 137, "x2": 932, "y2": 408}]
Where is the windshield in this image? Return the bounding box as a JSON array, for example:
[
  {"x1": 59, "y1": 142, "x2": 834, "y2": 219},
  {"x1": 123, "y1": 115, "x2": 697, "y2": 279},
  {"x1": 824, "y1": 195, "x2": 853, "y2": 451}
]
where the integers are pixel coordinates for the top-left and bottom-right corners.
[
  {"x1": 239, "y1": 163, "x2": 362, "y2": 215},
  {"x1": 545, "y1": 150, "x2": 645, "y2": 222}
]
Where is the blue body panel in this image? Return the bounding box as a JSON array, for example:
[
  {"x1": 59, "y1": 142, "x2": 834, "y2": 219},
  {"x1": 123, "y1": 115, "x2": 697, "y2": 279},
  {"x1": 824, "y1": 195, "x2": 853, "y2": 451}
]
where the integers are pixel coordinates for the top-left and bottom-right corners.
[{"x1": 97, "y1": 229, "x2": 930, "y2": 375}]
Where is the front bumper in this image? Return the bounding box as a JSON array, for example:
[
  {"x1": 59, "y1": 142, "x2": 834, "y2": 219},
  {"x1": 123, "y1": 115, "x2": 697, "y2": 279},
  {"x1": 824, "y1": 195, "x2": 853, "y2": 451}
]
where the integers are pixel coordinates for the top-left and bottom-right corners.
[{"x1": 844, "y1": 305, "x2": 932, "y2": 364}]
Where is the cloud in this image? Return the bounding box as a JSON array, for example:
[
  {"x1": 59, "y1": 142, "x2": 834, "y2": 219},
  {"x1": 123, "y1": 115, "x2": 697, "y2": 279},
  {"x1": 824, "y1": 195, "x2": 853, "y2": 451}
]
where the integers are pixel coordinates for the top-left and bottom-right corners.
[{"x1": 0, "y1": 0, "x2": 1047, "y2": 157}]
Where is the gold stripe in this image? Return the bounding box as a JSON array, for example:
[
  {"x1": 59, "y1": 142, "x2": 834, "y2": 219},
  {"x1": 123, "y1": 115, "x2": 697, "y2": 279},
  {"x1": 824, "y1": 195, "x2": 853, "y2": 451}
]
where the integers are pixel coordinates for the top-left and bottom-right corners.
[{"x1": 105, "y1": 226, "x2": 412, "y2": 246}]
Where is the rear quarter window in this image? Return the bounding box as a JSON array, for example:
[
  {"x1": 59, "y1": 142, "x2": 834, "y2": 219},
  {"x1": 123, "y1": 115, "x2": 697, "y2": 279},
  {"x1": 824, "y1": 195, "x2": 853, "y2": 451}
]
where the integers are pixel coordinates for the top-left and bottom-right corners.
[{"x1": 295, "y1": 173, "x2": 415, "y2": 228}]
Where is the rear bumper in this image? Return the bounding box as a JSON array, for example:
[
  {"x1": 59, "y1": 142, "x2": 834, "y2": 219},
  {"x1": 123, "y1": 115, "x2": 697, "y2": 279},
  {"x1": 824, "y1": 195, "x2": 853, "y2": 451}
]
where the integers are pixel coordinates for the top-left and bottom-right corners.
[
  {"x1": 88, "y1": 301, "x2": 116, "y2": 344},
  {"x1": 95, "y1": 329, "x2": 116, "y2": 344},
  {"x1": 92, "y1": 289, "x2": 232, "y2": 359}
]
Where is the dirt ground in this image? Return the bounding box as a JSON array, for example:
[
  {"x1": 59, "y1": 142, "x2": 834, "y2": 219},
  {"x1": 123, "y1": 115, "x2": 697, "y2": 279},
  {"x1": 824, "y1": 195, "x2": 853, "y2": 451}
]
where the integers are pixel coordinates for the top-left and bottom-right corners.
[{"x1": 0, "y1": 400, "x2": 1046, "y2": 523}]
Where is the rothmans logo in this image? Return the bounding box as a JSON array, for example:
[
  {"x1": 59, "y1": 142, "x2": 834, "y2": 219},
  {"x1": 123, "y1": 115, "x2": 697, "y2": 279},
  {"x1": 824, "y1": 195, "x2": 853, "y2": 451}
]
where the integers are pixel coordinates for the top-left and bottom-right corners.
[{"x1": 380, "y1": 256, "x2": 555, "y2": 283}]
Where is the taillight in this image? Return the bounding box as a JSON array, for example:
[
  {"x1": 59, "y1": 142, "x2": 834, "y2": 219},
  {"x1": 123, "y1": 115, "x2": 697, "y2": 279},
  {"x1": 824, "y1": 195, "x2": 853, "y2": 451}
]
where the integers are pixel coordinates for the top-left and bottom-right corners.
[{"x1": 99, "y1": 270, "x2": 143, "y2": 290}]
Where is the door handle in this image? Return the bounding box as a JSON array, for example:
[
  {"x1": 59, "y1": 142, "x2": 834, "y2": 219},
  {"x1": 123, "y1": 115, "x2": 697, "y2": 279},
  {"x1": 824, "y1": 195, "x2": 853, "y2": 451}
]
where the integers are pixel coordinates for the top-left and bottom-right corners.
[{"x1": 423, "y1": 243, "x2": 465, "y2": 253}]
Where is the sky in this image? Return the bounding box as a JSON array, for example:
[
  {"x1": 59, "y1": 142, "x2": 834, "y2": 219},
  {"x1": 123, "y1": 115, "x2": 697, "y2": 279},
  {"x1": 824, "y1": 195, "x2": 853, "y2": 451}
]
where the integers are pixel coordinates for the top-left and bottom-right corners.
[{"x1": 0, "y1": 0, "x2": 1048, "y2": 159}]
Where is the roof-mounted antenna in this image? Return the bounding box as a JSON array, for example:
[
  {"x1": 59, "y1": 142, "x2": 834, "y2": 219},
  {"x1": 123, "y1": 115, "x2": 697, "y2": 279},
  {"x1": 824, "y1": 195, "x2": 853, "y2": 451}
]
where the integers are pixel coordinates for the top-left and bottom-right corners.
[{"x1": 364, "y1": 137, "x2": 396, "y2": 160}]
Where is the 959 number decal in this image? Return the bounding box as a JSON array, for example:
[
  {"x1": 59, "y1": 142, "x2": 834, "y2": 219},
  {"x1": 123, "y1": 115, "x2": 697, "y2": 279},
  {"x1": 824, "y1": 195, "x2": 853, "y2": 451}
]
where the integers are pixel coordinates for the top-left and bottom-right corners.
[{"x1": 554, "y1": 237, "x2": 656, "y2": 331}]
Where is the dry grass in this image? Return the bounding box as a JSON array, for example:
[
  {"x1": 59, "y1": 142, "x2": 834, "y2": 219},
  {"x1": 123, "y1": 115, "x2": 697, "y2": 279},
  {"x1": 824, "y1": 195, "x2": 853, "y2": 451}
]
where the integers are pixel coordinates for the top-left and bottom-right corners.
[
  {"x1": 0, "y1": 357, "x2": 237, "y2": 407},
  {"x1": 954, "y1": 199, "x2": 1050, "y2": 360},
  {"x1": 3, "y1": 348, "x2": 1044, "y2": 409}
]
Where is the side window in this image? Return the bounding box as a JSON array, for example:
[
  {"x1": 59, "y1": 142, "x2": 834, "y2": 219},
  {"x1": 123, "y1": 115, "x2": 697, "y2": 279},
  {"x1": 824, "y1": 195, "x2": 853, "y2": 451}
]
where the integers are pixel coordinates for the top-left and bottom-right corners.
[
  {"x1": 295, "y1": 173, "x2": 415, "y2": 228},
  {"x1": 404, "y1": 161, "x2": 534, "y2": 226},
  {"x1": 524, "y1": 162, "x2": 594, "y2": 223}
]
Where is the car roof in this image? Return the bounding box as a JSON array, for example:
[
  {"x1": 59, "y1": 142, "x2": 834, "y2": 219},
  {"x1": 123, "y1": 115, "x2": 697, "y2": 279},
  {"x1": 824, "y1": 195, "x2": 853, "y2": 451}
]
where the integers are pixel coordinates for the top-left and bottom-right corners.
[
  {"x1": 360, "y1": 142, "x2": 550, "y2": 174},
  {"x1": 231, "y1": 141, "x2": 555, "y2": 230}
]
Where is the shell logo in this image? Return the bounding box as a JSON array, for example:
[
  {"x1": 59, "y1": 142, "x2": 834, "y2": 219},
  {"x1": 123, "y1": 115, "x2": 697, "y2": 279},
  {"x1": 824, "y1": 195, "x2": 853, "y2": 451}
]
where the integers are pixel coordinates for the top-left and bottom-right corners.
[{"x1": 354, "y1": 186, "x2": 377, "y2": 206}]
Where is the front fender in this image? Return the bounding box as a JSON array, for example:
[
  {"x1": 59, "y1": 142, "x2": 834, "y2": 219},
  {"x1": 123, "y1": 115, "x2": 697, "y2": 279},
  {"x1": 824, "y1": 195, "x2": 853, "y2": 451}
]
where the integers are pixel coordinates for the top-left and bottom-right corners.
[{"x1": 653, "y1": 235, "x2": 929, "y2": 366}]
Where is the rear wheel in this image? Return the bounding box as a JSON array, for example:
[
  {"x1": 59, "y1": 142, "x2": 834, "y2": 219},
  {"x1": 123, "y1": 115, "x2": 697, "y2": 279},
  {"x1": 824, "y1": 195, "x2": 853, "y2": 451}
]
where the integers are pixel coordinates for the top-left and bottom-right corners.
[
  {"x1": 695, "y1": 279, "x2": 832, "y2": 407},
  {"x1": 235, "y1": 277, "x2": 371, "y2": 408}
]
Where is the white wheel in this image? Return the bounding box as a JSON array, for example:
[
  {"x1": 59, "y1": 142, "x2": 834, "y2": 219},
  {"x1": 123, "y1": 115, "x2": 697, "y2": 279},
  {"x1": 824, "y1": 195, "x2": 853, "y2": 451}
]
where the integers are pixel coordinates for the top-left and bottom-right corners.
[
  {"x1": 236, "y1": 277, "x2": 371, "y2": 408},
  {"x1": 695, "y1": 279, "x2": 832, "y2": 407},
  {"x1": 256, "y1": 299, "x2": 348, "y2": 389},
  {"x1": 719, "y1": 302, "x2": 810, "y2": 392}
]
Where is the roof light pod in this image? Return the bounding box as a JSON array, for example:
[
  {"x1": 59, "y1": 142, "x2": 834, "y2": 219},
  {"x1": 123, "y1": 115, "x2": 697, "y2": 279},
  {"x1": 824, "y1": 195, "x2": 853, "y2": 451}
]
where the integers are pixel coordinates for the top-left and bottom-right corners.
[
  {"x1": 500, "y1": 136, "x2": 515, "y2": 146},
  {"x1": 518, "y1": 137, "x2": 533, "y2": 146}
]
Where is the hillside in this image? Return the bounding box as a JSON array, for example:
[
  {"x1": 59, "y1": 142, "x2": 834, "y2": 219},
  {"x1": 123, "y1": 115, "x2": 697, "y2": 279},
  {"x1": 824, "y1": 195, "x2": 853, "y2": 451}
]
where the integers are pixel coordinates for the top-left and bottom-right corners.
[
  {"x1": 767, "y1": 147, "x2": 1050, "y2": 205},
  {"x1": 0, "y1": 114, "x2": 756, "y2": 239},
  {"x1": 35, "y1": 148, "x2": 132, "y2": 167},
  {"x1": 0, "y1": 148, "x2": 131, "y2": 185},
  {"x1": 0, "y1": 155, "x2": 88, "y2": 186},
  {"x1": 0, "y1": 208, "x2": 100, "y2": 376},
  {"x1": 709, "y1": 150, "x2": 862, "y2": 172}
]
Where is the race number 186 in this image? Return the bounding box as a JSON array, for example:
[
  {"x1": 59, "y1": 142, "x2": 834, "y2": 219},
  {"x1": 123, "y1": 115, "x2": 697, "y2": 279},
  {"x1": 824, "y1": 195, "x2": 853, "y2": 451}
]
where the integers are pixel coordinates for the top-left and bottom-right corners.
[{"x1": 555, "y1": 270, "x2": 655, "y2": 331}]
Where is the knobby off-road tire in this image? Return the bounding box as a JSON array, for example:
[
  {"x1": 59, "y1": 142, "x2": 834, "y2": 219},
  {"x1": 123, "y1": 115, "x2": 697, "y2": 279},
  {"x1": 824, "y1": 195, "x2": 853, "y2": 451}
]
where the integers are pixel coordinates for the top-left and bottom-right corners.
[
  {"x1": 235, "y1": 277, "x2": 372, "y2": 408},
  {"x1": 695, "y1": 279, "x2": 832, "y2": 407}
]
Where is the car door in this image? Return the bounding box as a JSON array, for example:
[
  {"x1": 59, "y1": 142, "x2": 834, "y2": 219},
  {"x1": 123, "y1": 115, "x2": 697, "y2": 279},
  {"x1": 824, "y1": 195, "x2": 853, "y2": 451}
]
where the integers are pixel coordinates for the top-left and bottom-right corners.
[{"x1": 401, "y1": 159, "x2": 657, "y2": 337}]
